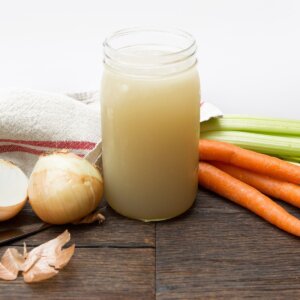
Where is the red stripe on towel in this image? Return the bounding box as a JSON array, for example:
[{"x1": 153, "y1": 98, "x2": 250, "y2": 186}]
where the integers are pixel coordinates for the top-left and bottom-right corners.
[
  {"x1": 0, "y1": 144, "x2": 86, "y2": 157},
  {"x1": 0, "y1": 139, "x2": 96, "y2": 150},
  {"x1": 0, "y1": 145, "x2": 44, "y2": 155}
]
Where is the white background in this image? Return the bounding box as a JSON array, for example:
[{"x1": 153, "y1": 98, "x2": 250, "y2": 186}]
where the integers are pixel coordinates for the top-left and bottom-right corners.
[{"x1": 0, "y1": 0, "x2": 299, "y2": 118}]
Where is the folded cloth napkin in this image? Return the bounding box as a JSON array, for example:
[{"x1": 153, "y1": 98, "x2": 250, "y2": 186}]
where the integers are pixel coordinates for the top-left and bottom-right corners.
[
  {"x1": 0, "y1": 88, "x2": 222, "y2": 176},
  {"x1": 0, "y1": 89, "x2": 100, "y2": 175}
]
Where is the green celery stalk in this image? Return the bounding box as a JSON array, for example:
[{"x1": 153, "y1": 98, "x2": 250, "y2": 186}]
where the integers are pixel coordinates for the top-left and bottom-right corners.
[
  {"x1": 201, "y1": 115, "x2": 300, "y2": 135},
  {"x1": 200, "y1": 131, "x2": 300, "y2": 157},
  {"x1": 278, "y1": 156, "x2": 300, "y2": 162}
]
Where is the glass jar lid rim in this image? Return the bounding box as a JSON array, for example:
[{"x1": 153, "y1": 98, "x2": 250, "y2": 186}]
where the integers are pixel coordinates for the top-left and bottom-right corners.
[{"x1": 103, "y1": 27, "x2": 196, "y2": 58}]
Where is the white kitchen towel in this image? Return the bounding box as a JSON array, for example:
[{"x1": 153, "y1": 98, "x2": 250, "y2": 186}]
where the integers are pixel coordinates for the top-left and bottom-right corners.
[
  {"x1": 0, "y1": 88, "x2": 222, "y2": 176},
  {"x1": 0, "y1": 89, "x2": 100, "y2": 175}
]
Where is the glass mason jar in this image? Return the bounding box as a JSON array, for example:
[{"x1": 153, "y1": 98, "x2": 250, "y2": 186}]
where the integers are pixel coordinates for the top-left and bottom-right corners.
[{"x1": 101, "y1": 28, "x2": 200, "y2": 221}]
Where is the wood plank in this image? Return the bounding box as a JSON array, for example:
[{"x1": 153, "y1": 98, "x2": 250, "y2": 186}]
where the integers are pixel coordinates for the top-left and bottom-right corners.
[
  {"x1": 156, "y1": 189, "x2": 300, "y2": 299},
  {"x1": 3, "y1": 204, "x2": 155, "y2": 248},
  {"x1": 0, "y1": 247, "x2": 155, "y2": 300}
]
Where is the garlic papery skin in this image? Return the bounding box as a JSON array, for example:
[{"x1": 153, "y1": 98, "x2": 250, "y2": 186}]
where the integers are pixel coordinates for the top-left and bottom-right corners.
[
  {"x1": 0, "y1": 160, "x2": 28, "y2": 221},
  {"x1": 28, "y1": 152, "x2": 103, "y2": 225}
]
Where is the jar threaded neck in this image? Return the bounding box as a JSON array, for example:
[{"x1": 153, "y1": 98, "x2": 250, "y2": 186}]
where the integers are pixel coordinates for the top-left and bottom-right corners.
[{"x1": 103, "y1": 27, "x2": 197, "y2": 77}]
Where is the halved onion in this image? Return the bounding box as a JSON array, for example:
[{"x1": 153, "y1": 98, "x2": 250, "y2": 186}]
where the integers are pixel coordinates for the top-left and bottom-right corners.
[{"x1": 0, "y1": 160, "x2": 28, "y2": 221}]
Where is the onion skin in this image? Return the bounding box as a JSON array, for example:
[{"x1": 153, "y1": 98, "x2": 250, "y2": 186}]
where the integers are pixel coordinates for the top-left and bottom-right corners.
[{"x1": 28, "y1": 152, "x2": 103, "y2": 225}]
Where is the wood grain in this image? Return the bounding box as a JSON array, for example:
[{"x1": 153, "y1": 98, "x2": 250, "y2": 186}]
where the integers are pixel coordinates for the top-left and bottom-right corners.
[
  {"x1": 0, "y1": 247, "x2": 155, "y2": 300},
  {"x1": 156, "y1": 189, "x2": 300, "y2": 299},
  {"x1": 4, "y1": 204, "x2": 155, "y2": 248},
  {"x1": 2, "y1": 189, "x2": 300, "y2": 299}
]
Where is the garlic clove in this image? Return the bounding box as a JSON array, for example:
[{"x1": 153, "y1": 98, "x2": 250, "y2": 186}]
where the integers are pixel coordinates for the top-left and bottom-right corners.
[{"x1": 0, "y1": 160, "x2": 28, "y2": 222}]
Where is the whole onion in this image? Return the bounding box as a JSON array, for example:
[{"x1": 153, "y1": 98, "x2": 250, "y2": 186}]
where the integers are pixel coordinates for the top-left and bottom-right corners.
[{"x1": 28, "y1": 152, "x2": 103, "y2": 224}]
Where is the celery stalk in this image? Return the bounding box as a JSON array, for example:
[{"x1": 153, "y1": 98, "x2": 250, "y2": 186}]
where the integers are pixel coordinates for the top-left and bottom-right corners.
[
  {"x1": 200, "y1": 131, "x2": 300, "y2": 157},
  {"x1": 279, "y1": 156, "x2": 300, "y2": 162},
  {"x1": 201, "y1": 115, "x2": 300, "y2": 135},
  {"x1": 289, "y1": 161, "x2": 300, "y2": 166}
]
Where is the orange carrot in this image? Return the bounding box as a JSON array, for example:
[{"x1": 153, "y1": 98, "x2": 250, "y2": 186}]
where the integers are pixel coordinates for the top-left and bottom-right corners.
[
  {"x1": 198, "y1": 161, "x2": 300, "y2": 236},
  {"x1": 211, "y1": 161, "x2": 300, "y2": 209},
  {"x1": 199, "y1": 139, "x2": 300, "y2": 184}
]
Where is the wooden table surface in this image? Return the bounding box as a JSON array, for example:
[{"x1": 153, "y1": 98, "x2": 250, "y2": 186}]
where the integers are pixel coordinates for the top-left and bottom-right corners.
[{"x1": 1, "y1": 189, "x2": 300, "y2": 299}]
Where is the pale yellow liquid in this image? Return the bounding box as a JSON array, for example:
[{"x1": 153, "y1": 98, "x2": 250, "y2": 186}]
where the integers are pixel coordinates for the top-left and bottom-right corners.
[{"x1": 101, "y1": 61, "x2": 200, "y2": 221}]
